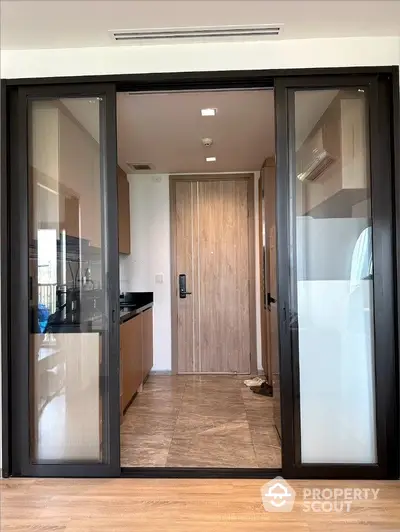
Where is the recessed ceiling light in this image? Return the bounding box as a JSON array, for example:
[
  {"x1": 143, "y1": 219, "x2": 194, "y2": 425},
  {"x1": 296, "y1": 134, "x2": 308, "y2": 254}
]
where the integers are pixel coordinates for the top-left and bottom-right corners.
[
  {"x1": 206, "y1": 156, "x2": 217, "y2": 162},
  {"x1": 201, "y1": 108, "x2": 217, "y2": 117}
]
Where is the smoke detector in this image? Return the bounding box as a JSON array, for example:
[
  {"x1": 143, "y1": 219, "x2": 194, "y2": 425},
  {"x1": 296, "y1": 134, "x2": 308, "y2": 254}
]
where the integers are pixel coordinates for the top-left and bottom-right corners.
[{"x1": 202, "y1": 138, "x2": 213, "y2": 147}]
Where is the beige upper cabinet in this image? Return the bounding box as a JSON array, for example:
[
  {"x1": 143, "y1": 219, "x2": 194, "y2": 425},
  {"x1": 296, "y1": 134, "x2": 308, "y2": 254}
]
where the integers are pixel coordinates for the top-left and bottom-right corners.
[
  {"x1": 29, "y1": 103, "x2": 80, "y2": 239},
  {"x1": 117, "y1": 166, "x2": 131, "y2": 255},
  {"x1": 30, "y1": 101, "x2": 103, "y2": 246},
  {"x1": 30, "y1": 101, "x2": 131, "y2": 253},
  {"x1": 58, "y1": 106, "x2": 102, "y2": 247}
]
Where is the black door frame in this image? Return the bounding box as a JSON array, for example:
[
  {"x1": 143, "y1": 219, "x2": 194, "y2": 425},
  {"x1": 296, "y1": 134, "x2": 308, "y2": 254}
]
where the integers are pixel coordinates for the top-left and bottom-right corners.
[
  {"x1": 1, "y1": 66, "x2": 399, "y2": 479},
  {"x1": 5, "y1": 83, "x2": 120, "y2": 477}
]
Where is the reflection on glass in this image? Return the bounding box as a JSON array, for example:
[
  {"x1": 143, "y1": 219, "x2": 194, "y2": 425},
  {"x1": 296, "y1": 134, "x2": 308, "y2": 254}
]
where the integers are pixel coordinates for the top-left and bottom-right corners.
[
  {"x1": 29, "y1": 98, "x2": 106, "y2": 462},
  {"x1": 292, "y1": 89, "x2": 376, "y2": 464}
]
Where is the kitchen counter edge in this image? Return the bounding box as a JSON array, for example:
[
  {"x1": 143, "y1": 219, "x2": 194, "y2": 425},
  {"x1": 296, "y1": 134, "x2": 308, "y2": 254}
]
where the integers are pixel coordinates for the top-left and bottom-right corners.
[{"x1": 120, "y1": 303, "x2": 153, "y2": 324}]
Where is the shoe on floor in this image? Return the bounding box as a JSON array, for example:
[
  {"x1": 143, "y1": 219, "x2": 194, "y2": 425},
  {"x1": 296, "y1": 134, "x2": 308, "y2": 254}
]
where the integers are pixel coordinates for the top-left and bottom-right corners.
[
  {"x1": 243, "y1": 376, "x2": 266, "y2": 387},
  {"x1": 251, "y1": 381, "x2": 273, "y2": 397}
]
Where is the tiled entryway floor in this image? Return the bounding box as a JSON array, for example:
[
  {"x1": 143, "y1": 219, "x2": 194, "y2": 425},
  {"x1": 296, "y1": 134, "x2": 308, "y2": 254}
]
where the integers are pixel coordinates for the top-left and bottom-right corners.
[{"x1": 120, "y1": 375, "x2": 282, "y2": 468}]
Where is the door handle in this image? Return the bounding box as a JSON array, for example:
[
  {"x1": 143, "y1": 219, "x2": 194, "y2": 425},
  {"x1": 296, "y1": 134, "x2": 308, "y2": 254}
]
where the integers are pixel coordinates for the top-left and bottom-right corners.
[
  {"x1": 267, "y1": 292, "x2": 276, "y2": 306},
  {"x1": 179, "y1": 274, "x2": 192, "y2": 299}
]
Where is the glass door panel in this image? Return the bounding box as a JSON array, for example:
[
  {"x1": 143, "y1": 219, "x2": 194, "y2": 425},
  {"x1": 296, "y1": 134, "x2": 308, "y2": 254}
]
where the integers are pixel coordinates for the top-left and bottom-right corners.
[
  {"x1": 30, "y1": 97, "x2": 106, "y2": 463},
  {"x1": 13, "y1": 85, "x2": 119, "y2": 476},
  {"x1": 275, "y1": 75, "x2": 397, "y2": 479},
  {"x1": 291, "y1": 89, "x2": 375, "y2": 464}
]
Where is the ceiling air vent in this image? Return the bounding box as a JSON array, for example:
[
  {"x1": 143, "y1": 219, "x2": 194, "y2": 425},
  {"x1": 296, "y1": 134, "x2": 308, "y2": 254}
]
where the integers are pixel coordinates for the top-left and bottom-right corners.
[
  {"x1": 126, "y1": 162, "x2": 155, "y2": 172},
  {"x1": 109, "y1": 24, "x2": 283, "y2": 44}
]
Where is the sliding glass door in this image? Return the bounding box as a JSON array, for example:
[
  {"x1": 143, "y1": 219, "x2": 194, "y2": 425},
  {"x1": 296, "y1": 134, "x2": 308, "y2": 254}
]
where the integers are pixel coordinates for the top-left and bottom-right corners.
[
  {"x1": 275, "y1": 75, "x2": 397, "y2": 478},
  {"x1": 11, "y1": 84, "x2": 120, "y2": 476}
]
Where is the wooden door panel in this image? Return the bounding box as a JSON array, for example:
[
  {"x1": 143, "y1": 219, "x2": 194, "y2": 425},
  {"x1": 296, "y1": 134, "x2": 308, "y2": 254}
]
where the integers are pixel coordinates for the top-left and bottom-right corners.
[
  {"x1": 121, "y1": 315, "x2": 143, "y2": 411},
  {"x1": 129, "y1": 315, "x2": 143, "y2": 398},
  {"x1": 142, "y1": 308, "x2": 153, "y2": 380},
  {"x1": 259, "y1": 176, "x2": 269, "y2": 380},
  {"x1": 263, "y1": 159, "x2": 281, "y2": 437},
  {"x1": 263, "y1": 160, "x2": 277, "y2": 387},
  {"x1": 264, "y1": 161, "x2": 277, "y2": 299},
  {"x1": 270, "y1": 302, "x2": 281, "y2": 438},
  {"x1": 198, "y1": 180, "x2": 250, "y2": 373},
  {"x1": 174, "y1": 177, "x2": 251, "y2": 374},
  {"x1": 120, "y1": 321, "x2": 130, "y2": 411},
  {"x1": 175, "y1": 181, "x2": 197, "y2": 373}
]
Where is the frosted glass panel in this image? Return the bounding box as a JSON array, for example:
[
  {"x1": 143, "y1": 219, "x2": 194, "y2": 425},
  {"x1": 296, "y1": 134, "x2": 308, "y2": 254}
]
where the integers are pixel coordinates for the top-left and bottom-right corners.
[{"x1": 291, "y1": 89, "x2": 377, "y2": 464}]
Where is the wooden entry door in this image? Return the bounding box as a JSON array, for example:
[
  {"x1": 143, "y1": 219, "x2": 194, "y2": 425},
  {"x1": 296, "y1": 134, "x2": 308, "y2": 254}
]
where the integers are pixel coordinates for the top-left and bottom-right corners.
[{"x1": 171, "y1": 176, "x2": 255, "y2": 374}]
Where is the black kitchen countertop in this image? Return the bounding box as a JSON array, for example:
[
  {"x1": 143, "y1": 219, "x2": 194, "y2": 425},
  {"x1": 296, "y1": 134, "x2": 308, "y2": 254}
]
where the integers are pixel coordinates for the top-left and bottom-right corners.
[
  {"x1": 120, "y1": 302, "x2": 153, "y2": 324},
  {"x1": 38, "y1": 291, "x2": 154, "y2": 332},
  {"x1": 38, "y1": 303, "x2": 153, "y2": 331}
]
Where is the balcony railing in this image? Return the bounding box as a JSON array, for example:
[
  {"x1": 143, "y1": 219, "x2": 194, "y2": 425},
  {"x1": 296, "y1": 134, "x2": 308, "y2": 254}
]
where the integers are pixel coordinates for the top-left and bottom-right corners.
[{"x1": 38, "y1": 283, "x2": 57, "y2": 314}]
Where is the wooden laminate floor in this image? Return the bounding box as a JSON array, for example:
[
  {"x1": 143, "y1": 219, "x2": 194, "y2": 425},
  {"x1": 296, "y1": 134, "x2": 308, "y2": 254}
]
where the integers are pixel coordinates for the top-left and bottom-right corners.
[
  {"x1": 121, "y1": 375, "x2": 282, "y2": 468},
  {"x1": 1, "y1": 478, "x2": 399, "y2": 531}
]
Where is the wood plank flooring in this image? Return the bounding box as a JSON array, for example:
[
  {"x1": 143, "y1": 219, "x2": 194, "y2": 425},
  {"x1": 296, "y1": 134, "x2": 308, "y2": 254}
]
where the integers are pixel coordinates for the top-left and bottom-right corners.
[
  {"x1": 1, "y1": 478, "x2": 399, "y2": 531},
  {"x1": 120, "y1": 375, "x2": 281, "y2": 468}
]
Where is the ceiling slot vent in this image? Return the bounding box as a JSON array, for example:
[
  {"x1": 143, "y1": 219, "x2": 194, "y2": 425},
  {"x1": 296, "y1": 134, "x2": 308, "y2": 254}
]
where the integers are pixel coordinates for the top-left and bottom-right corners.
[
  {"x1": 109, "y1": 25, "x2": 283, "y2": 44},
  {"x1": 126, "y1": 162, "x2": 155, "y2": 172}
]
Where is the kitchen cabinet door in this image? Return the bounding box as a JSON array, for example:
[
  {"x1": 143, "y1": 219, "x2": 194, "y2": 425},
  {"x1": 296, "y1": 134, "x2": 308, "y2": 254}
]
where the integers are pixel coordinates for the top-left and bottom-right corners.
[
  {"x1": 63, "y1": 195, "x2": 80, "y2": 239},
  {"x1": 120, "y1": 320, "x2": 129, "y2": 412},
  {"x1": 120, "y1": 315, "x2": 143, "y2": 412},
  {"x1": 129, "y1": 314, "x2": 143, "y2": 398},
  {"x1": 142, "y1": 308, "x2": 153, "y2": 381},
  {"x1": 117, "y1": 166, "x2": 131, "y2": 254}
]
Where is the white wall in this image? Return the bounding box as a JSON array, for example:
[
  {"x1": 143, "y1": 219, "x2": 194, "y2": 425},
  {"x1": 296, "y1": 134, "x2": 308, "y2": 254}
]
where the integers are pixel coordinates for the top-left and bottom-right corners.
[
  {"x1": 1, "y1": 36, "x2": 399, "y2": 79},
  {"x1": 119, "y1": 174, "x2": 172, "y2": 371},
  {"x1": 120, "y1": 172, "x2": 262, "y2": 372}
]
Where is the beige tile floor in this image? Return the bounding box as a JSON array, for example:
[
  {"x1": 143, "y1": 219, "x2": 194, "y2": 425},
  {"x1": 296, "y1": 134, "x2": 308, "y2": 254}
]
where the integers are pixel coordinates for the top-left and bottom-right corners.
[{"x1": 121, "y1": 375, "x2": 282, "y2": 468}]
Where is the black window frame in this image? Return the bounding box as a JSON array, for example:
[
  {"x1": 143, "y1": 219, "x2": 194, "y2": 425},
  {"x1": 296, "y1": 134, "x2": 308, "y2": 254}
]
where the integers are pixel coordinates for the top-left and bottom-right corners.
[{"x1": 1, "y1": 66, "x2": 399, "y2": 479}]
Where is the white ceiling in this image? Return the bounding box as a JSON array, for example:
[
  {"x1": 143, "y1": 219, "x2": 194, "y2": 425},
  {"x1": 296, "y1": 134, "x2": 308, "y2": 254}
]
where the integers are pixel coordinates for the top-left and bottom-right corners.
[
  {"x1": 55, "y1": 89, "x2": 342, "y2": 174},
  {"x1": 116, "y1": 90, "x2": 274, "y2": 174},
  {"x1": 1, "y1": 0, "x2": 400, "y2": 50},
  {"x1": 62, "y1": 98, "x2": 100, "y2": 142}
]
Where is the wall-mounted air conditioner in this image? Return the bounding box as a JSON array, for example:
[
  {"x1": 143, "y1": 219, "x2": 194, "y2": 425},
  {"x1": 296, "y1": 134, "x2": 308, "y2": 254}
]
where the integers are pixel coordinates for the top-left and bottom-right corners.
[{"x1": 296, "y1": 128, "x2": 336, "y2": 182}]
